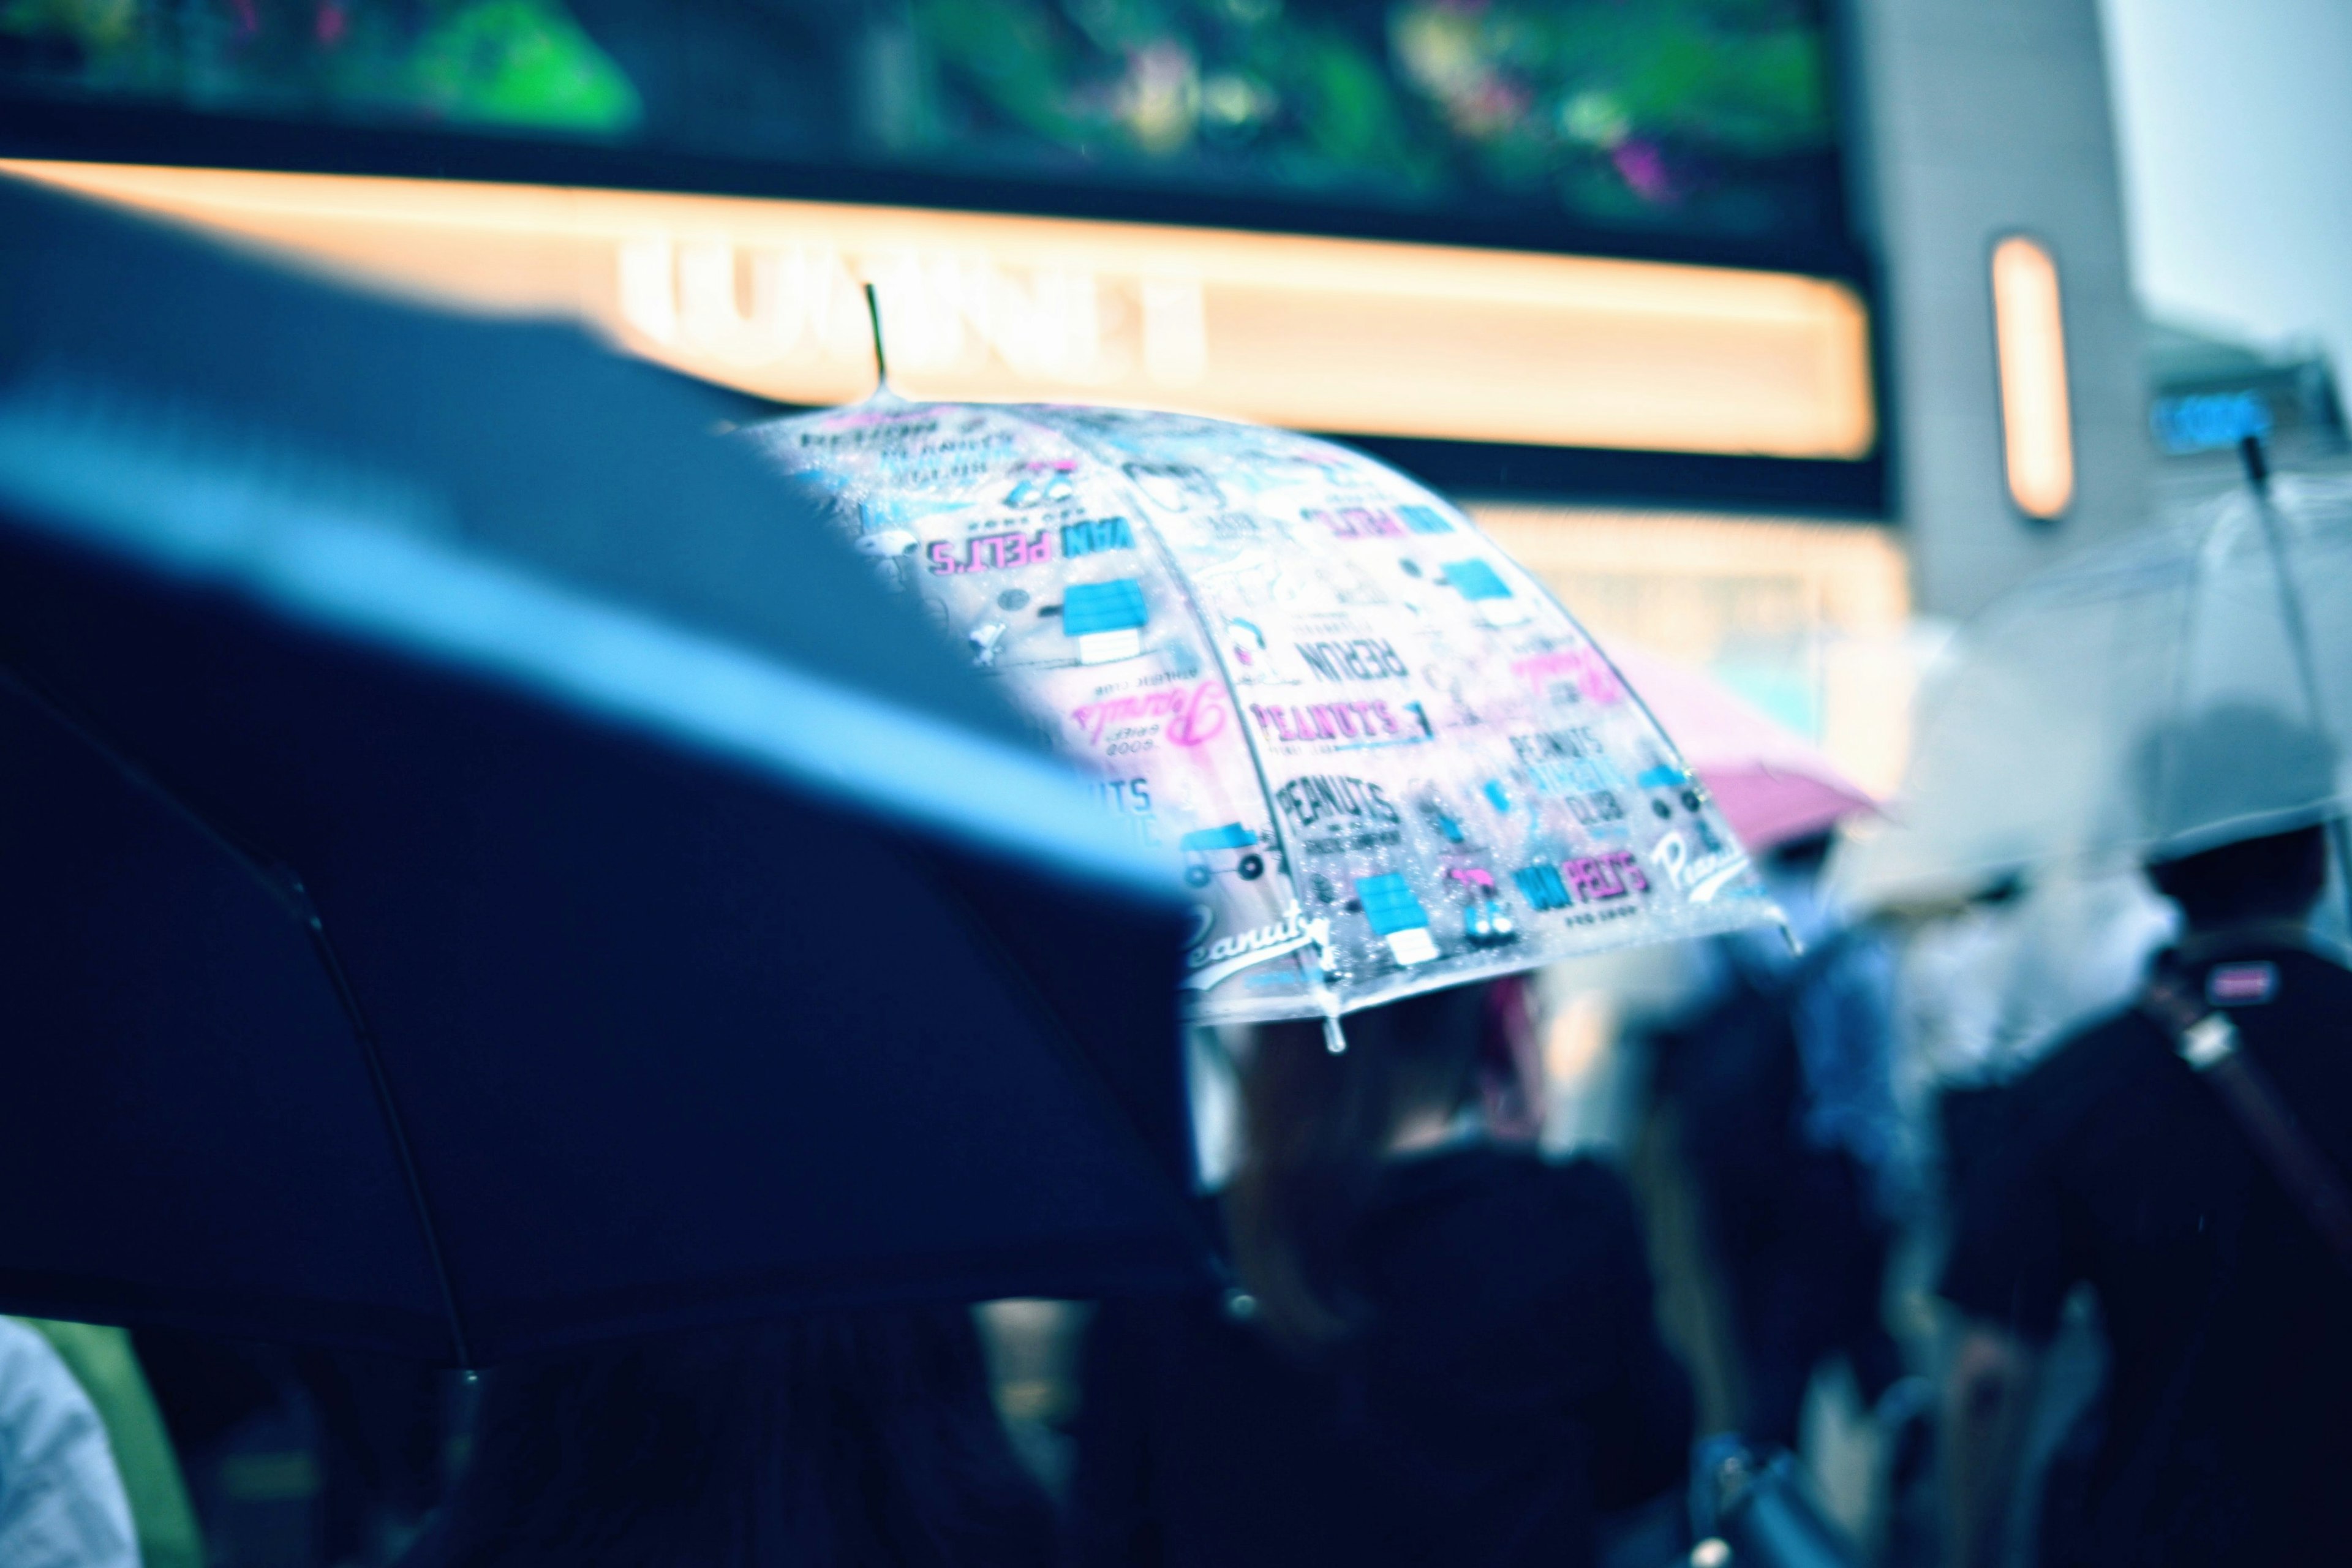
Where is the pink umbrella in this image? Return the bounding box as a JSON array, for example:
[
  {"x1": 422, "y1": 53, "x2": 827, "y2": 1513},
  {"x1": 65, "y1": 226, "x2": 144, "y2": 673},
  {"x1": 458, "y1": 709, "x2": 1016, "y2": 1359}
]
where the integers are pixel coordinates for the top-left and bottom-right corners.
[{"x1": 1600, "y1": 641, "x2": 1878, "y2": 854}]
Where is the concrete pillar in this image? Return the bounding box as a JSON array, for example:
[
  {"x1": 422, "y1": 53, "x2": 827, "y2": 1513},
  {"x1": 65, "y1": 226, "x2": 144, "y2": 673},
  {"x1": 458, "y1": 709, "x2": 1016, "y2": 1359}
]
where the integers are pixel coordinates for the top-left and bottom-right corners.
[{"x1": 1849, "y1": 0, "x2": 2149, "y2": 617}]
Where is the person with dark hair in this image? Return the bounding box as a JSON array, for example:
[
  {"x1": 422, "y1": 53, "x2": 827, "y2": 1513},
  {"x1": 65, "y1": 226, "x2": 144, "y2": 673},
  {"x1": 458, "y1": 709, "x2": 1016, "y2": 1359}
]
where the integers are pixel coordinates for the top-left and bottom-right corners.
[
  {"x1": 397, "y1": 1309, "x2": 1055, "y2": 1568},
  {"x1": 1940, "y1": 770, "x2": 2352, "y2": 1568},
  {"x1": 1069, "y1": 983, "x2": 1693, "y2": 1568}
]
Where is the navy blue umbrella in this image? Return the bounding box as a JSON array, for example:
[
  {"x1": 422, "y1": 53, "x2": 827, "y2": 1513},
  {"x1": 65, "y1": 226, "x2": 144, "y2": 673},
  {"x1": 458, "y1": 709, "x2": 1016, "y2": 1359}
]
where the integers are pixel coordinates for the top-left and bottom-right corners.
[{"x1": 0, "y1": 179, "x2": 1210, "y2": 1365}]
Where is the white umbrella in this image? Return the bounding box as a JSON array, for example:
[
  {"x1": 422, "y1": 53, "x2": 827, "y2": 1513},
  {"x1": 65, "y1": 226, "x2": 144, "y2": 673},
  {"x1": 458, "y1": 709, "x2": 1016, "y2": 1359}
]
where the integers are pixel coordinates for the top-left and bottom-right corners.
[{"x1": 1833, "y1": 454, "x2": 2351, "y2": 912}]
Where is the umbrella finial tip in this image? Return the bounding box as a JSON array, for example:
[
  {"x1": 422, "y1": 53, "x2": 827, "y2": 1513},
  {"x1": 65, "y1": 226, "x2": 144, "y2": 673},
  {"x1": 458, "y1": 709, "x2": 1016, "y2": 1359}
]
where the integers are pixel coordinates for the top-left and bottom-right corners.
[{"x1": 862, "y1": 282, "x2": 891, "y2": 396}]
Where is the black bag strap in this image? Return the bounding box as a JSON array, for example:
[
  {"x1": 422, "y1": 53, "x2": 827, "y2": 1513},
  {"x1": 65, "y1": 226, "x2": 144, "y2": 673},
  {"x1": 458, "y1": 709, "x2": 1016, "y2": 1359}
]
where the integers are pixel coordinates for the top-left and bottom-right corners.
[{"x1": 2138, "y1": 975, "x2": 2352, "y2": 1272}]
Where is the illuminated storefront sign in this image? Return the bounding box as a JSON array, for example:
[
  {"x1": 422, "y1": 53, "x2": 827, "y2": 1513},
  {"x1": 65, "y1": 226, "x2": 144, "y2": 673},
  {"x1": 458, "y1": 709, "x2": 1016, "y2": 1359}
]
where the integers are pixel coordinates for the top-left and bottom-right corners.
[{"x1": 1, "y1": 159, "x2": 1876, "y2": 461}]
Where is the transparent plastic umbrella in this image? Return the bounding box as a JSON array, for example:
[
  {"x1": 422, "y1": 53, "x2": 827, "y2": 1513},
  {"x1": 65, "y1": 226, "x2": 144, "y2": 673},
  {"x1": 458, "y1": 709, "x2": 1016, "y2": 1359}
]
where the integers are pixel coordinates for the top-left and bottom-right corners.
[
  {"x1": 1833, "y1": 459, "x2": 2352, "y2": 912},
  {"x1": 748, "y1": 399, "x2": 1778, "y2": 1029}
]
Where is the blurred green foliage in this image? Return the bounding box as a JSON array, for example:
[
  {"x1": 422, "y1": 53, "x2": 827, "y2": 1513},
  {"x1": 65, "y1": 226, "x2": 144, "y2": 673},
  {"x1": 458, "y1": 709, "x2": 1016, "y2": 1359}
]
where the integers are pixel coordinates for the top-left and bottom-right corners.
[
  {"x1": 0, "y1": 0, "x2": 639, "y2": 132},
  {"x1": 902, "y1": 0, "x2": 1831, "y2": 221},
  {"x1": 409, "y1": 0, "x2": 637, "y2": 127},
  {"x1": 0, "y1": 0, "x2": 1834, "y2": 234}
]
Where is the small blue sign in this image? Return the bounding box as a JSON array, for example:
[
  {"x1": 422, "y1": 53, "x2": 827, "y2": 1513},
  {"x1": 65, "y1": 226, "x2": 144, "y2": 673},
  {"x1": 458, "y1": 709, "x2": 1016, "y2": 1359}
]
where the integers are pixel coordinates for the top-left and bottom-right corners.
[
  {"x1": 1355, "y1": 873, "x2": 1432, "y2": 935},
  {"x1": 2150, "y1": 390, "x2": 2273, "y2": 455},
  {"x1": 1180, "y1": 822, "x2": 1257, "y2": 853},
  {"x1": 1442, "y1": 559, "x2": 1512, "y2": 601},
  {"x1": 1063, "y1": 579, "x2": 1150, "y2": 636}
]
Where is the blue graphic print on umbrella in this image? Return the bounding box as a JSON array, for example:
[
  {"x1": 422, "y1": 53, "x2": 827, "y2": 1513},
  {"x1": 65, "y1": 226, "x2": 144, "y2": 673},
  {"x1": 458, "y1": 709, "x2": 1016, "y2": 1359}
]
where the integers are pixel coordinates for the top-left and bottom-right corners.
[
  {"x1": 1065, "y1": 578, "x2": 1151, "y2": 665},
  {"x1": 1356, "y1": 873, "x2": 1439, "y2": 968}
]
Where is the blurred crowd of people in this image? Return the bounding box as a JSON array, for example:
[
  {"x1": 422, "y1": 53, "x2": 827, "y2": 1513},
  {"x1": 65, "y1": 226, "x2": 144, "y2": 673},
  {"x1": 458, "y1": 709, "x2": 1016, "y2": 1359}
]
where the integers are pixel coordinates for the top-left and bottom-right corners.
[{"x1": 7, "y1": 741, "x2": 2347, "y2": 1568}]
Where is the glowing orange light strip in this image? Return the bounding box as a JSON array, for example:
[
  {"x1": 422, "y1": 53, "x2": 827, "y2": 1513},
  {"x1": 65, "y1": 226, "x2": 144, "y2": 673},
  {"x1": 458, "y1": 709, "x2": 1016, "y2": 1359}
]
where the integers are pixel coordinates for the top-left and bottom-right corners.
[
  {"x1": 1, "y1": 158, "x2": 1877, "y2": 461},
  {"x1": 1991, "y1": 235, "x2": 2075, "y2": 519}
]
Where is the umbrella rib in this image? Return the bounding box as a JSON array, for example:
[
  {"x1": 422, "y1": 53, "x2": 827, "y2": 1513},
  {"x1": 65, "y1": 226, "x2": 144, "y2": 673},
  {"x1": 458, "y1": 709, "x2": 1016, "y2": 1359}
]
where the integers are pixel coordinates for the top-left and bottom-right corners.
[
  {"x1": 2248, "y1": 470, "x2": 2352, "y2": 920},
  {"x1": 0, "y1": 661, "x2": 315, "y2": 927},
  {"x1": 2154, "y1": 507, "x2": 2215, "y2": 859},
  {"x1": 1468, "y1": 535, "x2": 1794, "y2": 948},
  {"x1": 275, "y1": 875, "x2": 477, "y2": 1370},
  {"x1": 1065, "y1": 415, "x2": 1338, "y2": 1019},
  {"x1": 0, "y1": 660, "x2": 475, "y2": 1367}
]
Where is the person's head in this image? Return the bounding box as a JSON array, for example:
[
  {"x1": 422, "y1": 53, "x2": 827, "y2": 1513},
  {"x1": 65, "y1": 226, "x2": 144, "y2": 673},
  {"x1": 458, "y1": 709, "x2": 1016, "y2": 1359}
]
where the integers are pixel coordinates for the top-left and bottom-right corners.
[
  {"x1": 2132, "y1": 702, "x2": 2339, "y2": 935},
  {"x1": 427, "y1": 1310, "x2": 1049, "y2": 1568},
  {"x1": 1223, "y1": 984, "x2": 1491, "y2": 1355},
  {"x1": 2145, "y1": 824, "x2": 2330, "y2": 934}
]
